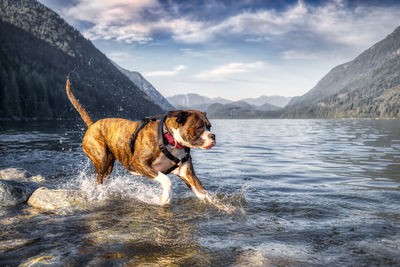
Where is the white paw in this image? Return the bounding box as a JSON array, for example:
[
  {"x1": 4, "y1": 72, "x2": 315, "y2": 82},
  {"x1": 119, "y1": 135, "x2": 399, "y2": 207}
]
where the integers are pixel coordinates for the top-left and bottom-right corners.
[{"x1": 159, "y1": 195, "x2": 170, "y2": 206}]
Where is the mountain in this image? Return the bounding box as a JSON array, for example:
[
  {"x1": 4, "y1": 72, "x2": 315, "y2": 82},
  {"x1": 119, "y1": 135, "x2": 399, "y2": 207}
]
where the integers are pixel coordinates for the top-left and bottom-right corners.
[
  {"x1": 167, "y1": 93, "x2": 288, "y2": 110},
  {"x1": 259, "y1": 102, "x2": 283, "y2": 111},
  {"x1": 207, "y1": 101, "x2": 281, "y2": 119},
  {"x1": 113, "y1": 62, "x2": 175, "y2": 111},
  {"x1": 0, "y1": 0, "x2": 162, "y2": 121},
  {"x1": 285, "y1": 25, "x2": 400, "y2": 118},
  {"x1": 241, "y1": 95, "x2": 292, "y2": 107},
  {"x1": 167, "y1": 93, "x2": 231, "y2": 110}
]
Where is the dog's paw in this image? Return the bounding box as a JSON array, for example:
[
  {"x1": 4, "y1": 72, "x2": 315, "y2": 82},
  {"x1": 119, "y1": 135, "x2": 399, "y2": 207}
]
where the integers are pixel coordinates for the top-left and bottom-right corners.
[{"x1": 159, "y1": 196, "x2": 171, "y2": 206}]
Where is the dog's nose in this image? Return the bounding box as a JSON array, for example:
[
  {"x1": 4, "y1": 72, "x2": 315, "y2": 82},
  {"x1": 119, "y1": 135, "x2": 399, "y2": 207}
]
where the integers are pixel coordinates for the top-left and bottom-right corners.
[{"x1": 209, "y1": 133, "x2": 215, "y2": 141}]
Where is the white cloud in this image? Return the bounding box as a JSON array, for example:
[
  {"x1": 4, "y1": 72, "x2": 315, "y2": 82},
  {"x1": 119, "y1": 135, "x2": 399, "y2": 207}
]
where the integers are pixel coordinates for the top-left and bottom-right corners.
[
  {"x1": 63, "y1": 0, "x2": 400, "y2": 55},
  {"x1": 144, "y1": 65, "x2": 187, "y2": 77},
  {"x1": 64, "y1": 0, "x2": 160, "y2": 43},
  {"x1": 282, "y1": 50, "x2": 319, "y2": 60},
  {"x1": 195, "y1": 62, "x2": 264, "y2": 80},
  {"x1": 65, "y1": 0, "x2": 160, "y2": 22},
  {"x1": 304, "y1": 1, "x2": 400, "y2": 48},
  {"x1": 193, "y1": 0, "x2": 400, "y2": 50}
]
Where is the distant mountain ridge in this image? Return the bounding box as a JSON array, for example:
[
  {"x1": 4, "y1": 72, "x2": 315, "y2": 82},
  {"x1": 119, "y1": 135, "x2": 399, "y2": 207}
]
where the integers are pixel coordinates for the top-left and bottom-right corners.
[
  {"x1": 113, "y1": 62, "x2": 174, "y2": 111},
  {"x1": 207, "y1": 101, "x2": 281, "y2": 119},
  {"x1": 167, "y1": 93, "x2": 230, "y2": 110},
  {"x1": 167, "y1": 93, "x2": 290, "y2": 110},
  {"x1": 241, "y1": 95, "x2": 292, "y2": 107},
  {"x1": 167, "y1": 93, "x2": 282, "y2": 118},
  {"x1": 0, "y1": 0, "x2": 162, "y2": 120},
  {"x1": 285, "y1": 25, "x2": 400, "y2": 118}
]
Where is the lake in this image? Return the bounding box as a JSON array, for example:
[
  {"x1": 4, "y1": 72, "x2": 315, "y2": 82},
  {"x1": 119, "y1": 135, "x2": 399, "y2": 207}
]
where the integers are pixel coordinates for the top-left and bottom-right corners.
[{"x1": 1, "y1": 119, "x2": 400, "y2": 266}]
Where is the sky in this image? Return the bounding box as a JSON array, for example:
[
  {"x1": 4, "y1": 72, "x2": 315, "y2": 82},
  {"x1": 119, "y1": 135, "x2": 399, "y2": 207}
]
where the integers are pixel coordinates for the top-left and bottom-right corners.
[{"x1": 38, "y1": 0, "x2": 400, "y2": 100}]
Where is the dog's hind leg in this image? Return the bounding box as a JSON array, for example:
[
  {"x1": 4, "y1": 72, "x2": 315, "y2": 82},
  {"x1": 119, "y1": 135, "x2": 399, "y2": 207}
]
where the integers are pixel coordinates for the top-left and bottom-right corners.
[
  {"x1": 93, "y1": 152, "x2": 115, "y2": 184},
  {"x1": 83, "y1": 138, "x2": 115, "y2": 184},
  {"x1": 98, "y1": 150, "x2": 115, "y2": 183},
  {"x1": 104, "y1": 154, "x2": 115, "y2": 178}
]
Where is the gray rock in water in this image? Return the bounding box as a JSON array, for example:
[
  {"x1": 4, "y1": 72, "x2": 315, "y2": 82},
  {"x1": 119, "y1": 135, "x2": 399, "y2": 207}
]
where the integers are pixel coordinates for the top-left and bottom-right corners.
[
  {"x1": 28, "y1": 187, "x2": 91, "y2": 210},
  {"x1": 0, "y1": 180, "x2": 34, "y2": 206},
  {"x1": 0, "y1": 168, "x2": 30, "y2": 180},
  {"x1": 0, "y1": 168, "x2": 46, "y2": 183}
]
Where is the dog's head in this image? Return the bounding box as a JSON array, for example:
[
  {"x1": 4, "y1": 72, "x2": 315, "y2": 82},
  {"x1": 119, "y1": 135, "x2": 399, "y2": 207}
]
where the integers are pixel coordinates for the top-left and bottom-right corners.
[{"x1": 166, "y1": 110, "x2": 215, "y2": 150}]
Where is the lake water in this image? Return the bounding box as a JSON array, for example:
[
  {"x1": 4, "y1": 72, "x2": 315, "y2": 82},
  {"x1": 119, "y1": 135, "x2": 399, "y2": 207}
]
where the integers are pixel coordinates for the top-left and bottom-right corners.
[{"x1": 0, "y1": 119, "x2": 400, "y2": 266}]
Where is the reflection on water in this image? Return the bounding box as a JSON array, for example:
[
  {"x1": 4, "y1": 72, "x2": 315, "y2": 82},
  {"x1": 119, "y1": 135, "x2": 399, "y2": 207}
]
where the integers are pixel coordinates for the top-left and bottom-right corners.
[{"x1": 1, "y1": 119, "x2": 400, "y2": 266}]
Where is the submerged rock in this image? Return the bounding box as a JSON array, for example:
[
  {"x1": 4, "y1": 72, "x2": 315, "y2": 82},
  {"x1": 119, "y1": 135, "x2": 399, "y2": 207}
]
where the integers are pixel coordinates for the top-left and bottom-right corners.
[
  {"x1": 235, "y1": 250, "x2": 270, "y2": 267},
  {"x1": 28, "y1": 175, "x2": 46, "y2": 183},
  {"x1": 19, "y1": 255, "x2": 56, "y2": 266},
  {"x1": 28, "y1": 187, "x2": 90, "y2": 210},
  {"x1": 0, "y1": 238, "x2": 39, "y2": 251},
  {"x1": 0, "y1": 180, "x2": 34, "y2": 206}
]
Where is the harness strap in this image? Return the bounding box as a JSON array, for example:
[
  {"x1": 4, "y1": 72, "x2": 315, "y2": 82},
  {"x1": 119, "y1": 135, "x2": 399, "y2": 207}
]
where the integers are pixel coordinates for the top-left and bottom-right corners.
[
  {"x1": 129, "y1": 114, "x2": 167, "y2": 154},
  {"x1": 158, "y1": 115, "x2": 191, "y2": 174},
  {"x1": 129, "y1": 114, "x2": 191, "y2": 175}
]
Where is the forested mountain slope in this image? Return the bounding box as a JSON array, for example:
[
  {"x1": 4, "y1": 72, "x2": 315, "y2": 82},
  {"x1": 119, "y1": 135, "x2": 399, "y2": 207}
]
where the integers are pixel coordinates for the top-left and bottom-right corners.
[{"x1": 0, "y1": 0, "x2": 162, "y2": 120}]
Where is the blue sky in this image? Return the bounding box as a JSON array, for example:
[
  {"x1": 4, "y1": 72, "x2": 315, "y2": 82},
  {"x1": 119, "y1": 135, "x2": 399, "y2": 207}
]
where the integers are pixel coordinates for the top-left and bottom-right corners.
[{"x1": 38, "y1": 0, "x2": 400, "y2": 100}]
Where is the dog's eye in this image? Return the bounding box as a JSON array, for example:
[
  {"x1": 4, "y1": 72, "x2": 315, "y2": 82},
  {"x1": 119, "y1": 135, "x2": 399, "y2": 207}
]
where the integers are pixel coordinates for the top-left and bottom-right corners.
[{"x1": 197, "y1": 126, "x2": 203, "y2": 130}]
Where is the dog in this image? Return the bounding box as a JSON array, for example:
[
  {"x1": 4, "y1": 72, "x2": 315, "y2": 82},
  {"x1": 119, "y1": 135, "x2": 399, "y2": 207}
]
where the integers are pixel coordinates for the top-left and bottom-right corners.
[{"x1": 66, "y1": 78, "x2": 216, "y2": 205}]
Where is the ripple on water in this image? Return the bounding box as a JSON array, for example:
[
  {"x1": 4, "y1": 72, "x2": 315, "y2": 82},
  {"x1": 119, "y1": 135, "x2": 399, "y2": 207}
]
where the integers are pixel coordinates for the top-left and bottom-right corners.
[{"x1": 1, "y1": 119, "x2": 400, "y2": 266}]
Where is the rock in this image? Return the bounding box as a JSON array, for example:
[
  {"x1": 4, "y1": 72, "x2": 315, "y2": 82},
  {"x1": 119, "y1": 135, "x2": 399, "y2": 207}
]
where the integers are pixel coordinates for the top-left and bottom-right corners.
[
  {"x1": 0, "y1": 217, "x2": 19, "y2": 225},
  {"x1": 27, "y1": 187, "x2": 90, "y2": 210},
  {"x1": 28, "y1": 175, "x2": 46, "y2": 183},
  {"x1": 0, "y1": 168, "x2": 30, "y2": 180},
  {"x1": 0, "y1": 180, "x2": 34, "y2": 206},
  {"x1": 0, "y1": 168, "x2": 46, "y2": 183}
]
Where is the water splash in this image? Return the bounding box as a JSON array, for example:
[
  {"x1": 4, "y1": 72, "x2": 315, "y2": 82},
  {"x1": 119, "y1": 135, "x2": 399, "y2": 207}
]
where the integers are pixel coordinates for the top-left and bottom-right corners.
[
  {"x1": 57, "y1": 161, "x2": 248, "y2": 214},
  {"x1": 59, "y1": 163, "x2": 162, "y2": 206},
  {"x1": 204, "y1": 185, "x2": 248, "y2": 215}
]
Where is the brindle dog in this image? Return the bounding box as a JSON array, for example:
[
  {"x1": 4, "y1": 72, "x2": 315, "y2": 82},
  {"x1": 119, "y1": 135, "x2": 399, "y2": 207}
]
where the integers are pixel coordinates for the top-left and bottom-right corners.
[{"x1": 66, "y1": 79, "x2": 216, "y2": 205}]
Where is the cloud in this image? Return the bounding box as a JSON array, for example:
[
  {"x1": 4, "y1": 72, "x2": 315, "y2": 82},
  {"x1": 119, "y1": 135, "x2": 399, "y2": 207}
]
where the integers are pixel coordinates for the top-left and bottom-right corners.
[
  {"x1": 281, "y1": 50, "x2": 319, "y2": 60},
  {"x1": 195, "y1": 62, "x2": 264, "y2": 80},
  {"x1": 187, "y1": 0, "x2": 400, "y2": 51},
  {"x1": 144, "y1": 65, "x2": 187, "y2": 77},
  {"x1": 64, "y1": 0, "x2": 161, "y2": 43},
  {"x1": 63, "y1": 0, "x2": 400, "y2": 54}
]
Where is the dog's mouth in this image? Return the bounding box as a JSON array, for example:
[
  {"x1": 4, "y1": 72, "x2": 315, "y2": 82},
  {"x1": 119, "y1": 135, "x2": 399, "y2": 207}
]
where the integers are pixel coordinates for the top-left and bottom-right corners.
[{"x1": 203, "y1": 141, "x2": 216, "y2": 150}]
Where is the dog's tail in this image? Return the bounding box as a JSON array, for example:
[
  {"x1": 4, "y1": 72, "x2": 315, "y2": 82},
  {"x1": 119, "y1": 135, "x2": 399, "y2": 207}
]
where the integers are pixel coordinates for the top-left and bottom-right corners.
[{"x1": 66, "y1": 78, "x2": 94, "y2": 127}]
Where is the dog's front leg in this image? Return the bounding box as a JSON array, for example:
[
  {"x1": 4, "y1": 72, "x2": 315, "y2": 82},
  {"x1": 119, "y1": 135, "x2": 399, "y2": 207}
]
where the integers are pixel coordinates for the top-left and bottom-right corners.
[
  {"x1": 154, "y1": 172, "x2": 172, "y2": 205},
  {"x1": 132, "y1": 160, "x2": 172, "y2": 205},
  {"x1": 173, "y1": 162, "x2": 237, "y2": 213},
  {"x1": 172, "y1": 161, "x2": 207, "y2": 199}
]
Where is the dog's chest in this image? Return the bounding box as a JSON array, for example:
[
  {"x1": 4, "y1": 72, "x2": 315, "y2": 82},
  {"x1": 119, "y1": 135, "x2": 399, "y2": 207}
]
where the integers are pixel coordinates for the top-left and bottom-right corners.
[{"x1": 151, "y1": 146, "x2": 186, "y2": 171}]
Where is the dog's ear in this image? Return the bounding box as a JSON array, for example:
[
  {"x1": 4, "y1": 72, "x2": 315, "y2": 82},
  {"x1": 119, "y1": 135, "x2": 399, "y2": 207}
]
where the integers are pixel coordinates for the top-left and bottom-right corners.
[
  {"x1": 167, "y1": 110, "x2": 183, "y2": 117},
  {"x1": 176, "y1": 111, "x2": 190, "y2": 125},
  {"x1": 167, "y1": 110, "x2": 190, "y2": 125}
]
